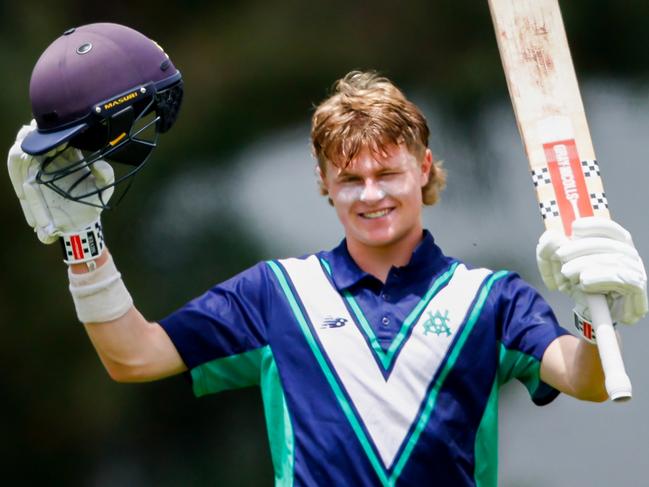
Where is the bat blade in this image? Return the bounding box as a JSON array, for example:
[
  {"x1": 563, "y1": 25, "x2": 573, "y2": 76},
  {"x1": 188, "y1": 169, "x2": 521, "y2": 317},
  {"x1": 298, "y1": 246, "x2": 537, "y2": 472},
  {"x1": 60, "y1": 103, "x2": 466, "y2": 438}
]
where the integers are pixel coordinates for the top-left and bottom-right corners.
[{"x1": 488, "y1": 0, "x2": 631, "y2": 401}]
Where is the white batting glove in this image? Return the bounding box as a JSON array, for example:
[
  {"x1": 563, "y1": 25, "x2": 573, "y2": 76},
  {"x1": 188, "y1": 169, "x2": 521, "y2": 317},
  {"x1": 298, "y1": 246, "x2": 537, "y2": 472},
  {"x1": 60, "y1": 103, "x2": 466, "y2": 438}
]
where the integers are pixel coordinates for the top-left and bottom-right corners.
[
  {"x1": 537, "y1": 217, "x2": 648, "y2": 325},
  {"x1": 7, "y1": 121, "x2": 114, "y2": 244}
]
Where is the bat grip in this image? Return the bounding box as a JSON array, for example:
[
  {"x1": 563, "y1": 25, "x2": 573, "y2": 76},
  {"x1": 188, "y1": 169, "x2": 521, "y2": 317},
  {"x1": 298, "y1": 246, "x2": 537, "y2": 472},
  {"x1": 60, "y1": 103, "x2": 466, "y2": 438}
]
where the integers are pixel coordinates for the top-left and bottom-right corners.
[{"x1": 585, "y1": 293, "x2": 632, "y2": 402}]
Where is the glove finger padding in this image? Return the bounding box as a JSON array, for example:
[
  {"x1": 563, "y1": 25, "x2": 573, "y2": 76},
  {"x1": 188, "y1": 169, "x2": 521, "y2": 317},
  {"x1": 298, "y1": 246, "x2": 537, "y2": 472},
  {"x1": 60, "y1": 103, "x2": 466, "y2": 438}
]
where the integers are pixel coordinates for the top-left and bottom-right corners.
[
  {"x1": 22, "y1": 176, "x2": 59, "y2": 244},
  {"x1": 49, "y1": 147, "x2": 115, "y2": 207},
  {"x1": 556, "y1": 237, "x2": 640, "y2": 263},
  {"x1": 628, "y1": 292, "x2": 649, "y2": 324},
  {"x1": 8, "y1": 158, "x2": 37, "y2": 229},
  {"x1": 7, "y1": 121, "x2": 110, "y2": 244},
  {"x1": 562, "y1": 254, "x2": 645, "y2": 286},
  {"x1": 571, "y1": 217, "x2": 633, "y2": 244},
  {"x1": 22, "y1": 162, "x2": 52, "y2": 228},
  {"x1": 537, "y1": 216, "x2": 648, "y2": 326},
  {"x1": 7, "y1": 131, "x2": 31, "y2": 197},
  {"x1": 90, "y1": 159, "x2": 115, "y2": 203},
  {"x1": 7, "y1": 124, "x2": 40, "y2": 228},
  {"x1": 536, "y1": 230, "x2": 569, "y2": 291}
]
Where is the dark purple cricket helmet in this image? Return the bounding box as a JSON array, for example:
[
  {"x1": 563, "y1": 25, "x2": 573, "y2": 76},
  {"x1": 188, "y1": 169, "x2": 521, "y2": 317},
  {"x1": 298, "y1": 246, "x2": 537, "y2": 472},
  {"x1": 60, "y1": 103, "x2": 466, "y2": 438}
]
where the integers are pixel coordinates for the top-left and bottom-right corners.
[{"x1": 22, "y1": 23, "x2": 183, "y2": 208}]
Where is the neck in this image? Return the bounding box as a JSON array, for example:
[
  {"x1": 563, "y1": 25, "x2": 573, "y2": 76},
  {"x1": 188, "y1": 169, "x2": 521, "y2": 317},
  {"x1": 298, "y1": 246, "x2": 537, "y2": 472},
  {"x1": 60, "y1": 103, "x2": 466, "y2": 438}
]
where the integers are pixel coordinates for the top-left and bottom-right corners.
[{"x1": 347, "y1": 227, "x2": 424, "y2": 283}]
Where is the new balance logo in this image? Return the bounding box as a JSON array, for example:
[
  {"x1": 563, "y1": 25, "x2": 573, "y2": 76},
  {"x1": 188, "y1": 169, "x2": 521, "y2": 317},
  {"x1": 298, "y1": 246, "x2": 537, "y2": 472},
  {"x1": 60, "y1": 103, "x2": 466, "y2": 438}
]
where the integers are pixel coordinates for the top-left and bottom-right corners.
[{"x1": 321, "y1": 317, "x2": 347, "y2": 329}]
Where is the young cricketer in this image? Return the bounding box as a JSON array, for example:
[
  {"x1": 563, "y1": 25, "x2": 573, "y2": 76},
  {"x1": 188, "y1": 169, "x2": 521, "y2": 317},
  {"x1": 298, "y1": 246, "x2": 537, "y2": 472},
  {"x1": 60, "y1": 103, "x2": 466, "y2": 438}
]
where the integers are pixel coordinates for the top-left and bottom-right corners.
[{"x1": 8, "y1": 25, "x2": 647, "y2": 486}]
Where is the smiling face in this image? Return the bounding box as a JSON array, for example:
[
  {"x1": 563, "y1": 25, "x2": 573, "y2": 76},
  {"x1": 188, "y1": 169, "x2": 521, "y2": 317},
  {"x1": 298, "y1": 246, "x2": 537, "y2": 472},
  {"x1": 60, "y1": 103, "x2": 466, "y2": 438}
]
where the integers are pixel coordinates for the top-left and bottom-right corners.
[{"x1": 321, "y1": 143, "x2": 432, "y2": 252}]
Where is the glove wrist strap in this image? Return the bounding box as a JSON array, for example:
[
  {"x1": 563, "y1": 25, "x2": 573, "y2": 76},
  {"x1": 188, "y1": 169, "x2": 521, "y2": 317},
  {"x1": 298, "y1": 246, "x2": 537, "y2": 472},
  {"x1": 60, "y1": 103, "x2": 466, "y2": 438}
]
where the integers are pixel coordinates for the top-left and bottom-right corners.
[
  {"x1": 573, "y1": 308, "x2": 617, "y2": 344},
  {"x1": 60, "y1": 220, "x2": 105, "y2": 266}
]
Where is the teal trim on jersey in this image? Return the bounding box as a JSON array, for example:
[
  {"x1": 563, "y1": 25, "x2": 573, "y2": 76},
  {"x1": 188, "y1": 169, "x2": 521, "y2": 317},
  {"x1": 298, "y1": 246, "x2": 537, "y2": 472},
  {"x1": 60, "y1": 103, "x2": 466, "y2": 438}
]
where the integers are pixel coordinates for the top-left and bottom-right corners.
[
  {"x1": 472, "y1": 341, "x2": 546, "y2": 486},
  {"x1": 269, "y1": 259, "x2": 508, "y2": 487},
  {"x1": 191, "y1": 348, "x2": 265, "y2": 397},
  {"x1": 474, "y1": 378, "x2": 499, "y2": 487},
  {"x1": 267, "y1": 260, "x2": 390, "y2": 486},
  {"x1": 320, "y1": 258, "x2": 460, "y2": 370},
  {"x1": 389, "y1": 270, "x2": 509, "y2": 482},
  {"x1": 498, "y1": 342, "x2": 543, "y2": 396},
  {"x1": 191, "y1": 345, "x2": 295, "y2": 485},
  {"x1": 260, "y1": 346, "x2": 295, "y2": 487},
  {"x1": 319, "y1": 257, "x2": 332, "y2": 274}
]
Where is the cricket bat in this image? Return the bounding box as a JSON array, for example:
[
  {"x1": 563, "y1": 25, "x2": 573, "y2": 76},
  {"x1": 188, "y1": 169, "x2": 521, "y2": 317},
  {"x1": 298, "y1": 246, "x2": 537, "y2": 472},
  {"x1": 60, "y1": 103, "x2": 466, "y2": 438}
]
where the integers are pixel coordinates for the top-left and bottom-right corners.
[{"x1": 488, "y1": 0, "x2": 631, "y2": 401}]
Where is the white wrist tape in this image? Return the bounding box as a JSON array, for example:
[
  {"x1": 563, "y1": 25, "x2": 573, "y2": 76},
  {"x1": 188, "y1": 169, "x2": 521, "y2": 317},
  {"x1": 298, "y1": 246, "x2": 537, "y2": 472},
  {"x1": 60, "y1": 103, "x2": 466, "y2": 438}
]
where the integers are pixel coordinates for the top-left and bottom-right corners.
[{"x1": 68, "y1": 254, "x2": 133, "y2": 323}]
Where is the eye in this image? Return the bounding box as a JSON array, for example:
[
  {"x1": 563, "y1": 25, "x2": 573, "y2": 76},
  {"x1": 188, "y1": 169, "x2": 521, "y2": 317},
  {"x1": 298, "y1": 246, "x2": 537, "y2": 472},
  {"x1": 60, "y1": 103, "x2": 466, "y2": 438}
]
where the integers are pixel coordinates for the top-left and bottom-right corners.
[{"x1": 338, "y1": 174, "x2": 361, "y2": 183}]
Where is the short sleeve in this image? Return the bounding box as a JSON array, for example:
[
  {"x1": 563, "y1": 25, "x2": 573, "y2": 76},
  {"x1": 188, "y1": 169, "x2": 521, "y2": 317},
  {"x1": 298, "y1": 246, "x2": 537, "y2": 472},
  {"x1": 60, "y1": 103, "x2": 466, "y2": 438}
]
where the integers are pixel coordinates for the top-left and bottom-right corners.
[
  {"x1": 159, "y1": 262, "x2": 270, "y2": 393},
  {"x1": 492, "y1": 273, "x2": 570, "y2": 405}
]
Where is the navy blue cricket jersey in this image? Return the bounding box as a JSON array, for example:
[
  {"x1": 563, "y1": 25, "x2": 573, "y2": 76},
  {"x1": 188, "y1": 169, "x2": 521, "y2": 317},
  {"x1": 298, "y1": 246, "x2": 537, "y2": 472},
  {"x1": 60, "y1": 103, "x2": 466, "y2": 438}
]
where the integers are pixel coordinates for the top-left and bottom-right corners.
[{"x1": 160, "y1": 231, "x2": 569, "y2": 486}]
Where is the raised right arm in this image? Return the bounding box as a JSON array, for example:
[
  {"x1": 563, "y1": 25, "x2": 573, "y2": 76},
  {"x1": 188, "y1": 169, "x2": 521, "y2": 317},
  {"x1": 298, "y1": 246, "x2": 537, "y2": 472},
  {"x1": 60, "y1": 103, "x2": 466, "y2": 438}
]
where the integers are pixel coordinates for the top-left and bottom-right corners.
[
  {"x1": 8, "y1": 124, "x2": 186, "y2": 383},
  {"x1": 71, "y1": 250, "x2": 187, "y2": 382}
]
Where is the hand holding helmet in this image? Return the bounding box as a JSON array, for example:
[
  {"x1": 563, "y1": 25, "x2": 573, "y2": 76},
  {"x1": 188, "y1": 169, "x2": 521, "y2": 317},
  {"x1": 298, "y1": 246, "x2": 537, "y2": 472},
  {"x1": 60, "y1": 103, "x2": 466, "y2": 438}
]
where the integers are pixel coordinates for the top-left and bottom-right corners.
[
  {"x1": 8, "y1": 120, "x2": 113, "y2": 247},
  {"x1": 8, "y1": 23, "x2": 183, "y2": 265}
]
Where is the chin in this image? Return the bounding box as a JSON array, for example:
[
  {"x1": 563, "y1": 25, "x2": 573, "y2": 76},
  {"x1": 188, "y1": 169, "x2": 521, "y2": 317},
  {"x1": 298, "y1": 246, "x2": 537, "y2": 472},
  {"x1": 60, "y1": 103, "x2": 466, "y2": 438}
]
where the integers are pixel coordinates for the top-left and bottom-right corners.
[{"x1": 355, "y1": 229, "x2": 402, "y2": 248}]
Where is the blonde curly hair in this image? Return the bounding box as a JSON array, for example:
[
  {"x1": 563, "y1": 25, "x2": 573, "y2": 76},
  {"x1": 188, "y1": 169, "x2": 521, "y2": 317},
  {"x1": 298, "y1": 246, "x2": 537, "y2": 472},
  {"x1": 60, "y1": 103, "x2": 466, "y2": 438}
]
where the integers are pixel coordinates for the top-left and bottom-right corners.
[{"x1": 311, "y1": 71, "x2": 446, "y2": 205}]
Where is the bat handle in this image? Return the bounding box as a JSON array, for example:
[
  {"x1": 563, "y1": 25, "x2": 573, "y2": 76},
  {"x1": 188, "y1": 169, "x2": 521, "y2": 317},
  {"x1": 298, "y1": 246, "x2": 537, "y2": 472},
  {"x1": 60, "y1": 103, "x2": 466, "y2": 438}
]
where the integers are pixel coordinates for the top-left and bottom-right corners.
[{"x1": 585, "y1": 293, "x2": 632, "y2": 402}]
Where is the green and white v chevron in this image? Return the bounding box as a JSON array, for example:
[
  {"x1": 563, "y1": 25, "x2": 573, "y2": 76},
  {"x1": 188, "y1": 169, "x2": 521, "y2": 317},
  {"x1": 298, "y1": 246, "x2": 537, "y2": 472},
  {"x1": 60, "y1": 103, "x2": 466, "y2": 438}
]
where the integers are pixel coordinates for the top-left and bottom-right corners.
[{"x1": 279, "y1": 256, "x2": 491, "y2": 470}]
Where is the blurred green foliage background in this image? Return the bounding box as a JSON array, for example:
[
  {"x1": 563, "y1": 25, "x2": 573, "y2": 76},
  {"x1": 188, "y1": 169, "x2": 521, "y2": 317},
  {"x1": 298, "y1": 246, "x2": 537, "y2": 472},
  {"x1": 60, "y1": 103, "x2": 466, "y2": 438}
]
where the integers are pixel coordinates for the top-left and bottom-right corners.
[{"x1": 2, "y1": 1, "x2": 649, "y2": 485}]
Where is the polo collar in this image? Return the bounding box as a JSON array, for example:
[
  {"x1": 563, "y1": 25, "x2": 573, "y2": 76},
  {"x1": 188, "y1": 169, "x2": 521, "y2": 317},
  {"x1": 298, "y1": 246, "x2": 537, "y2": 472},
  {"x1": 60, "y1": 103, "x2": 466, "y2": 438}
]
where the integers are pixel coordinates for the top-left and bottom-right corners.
[{"x1": 323, "y1": 230, "x2": 447, "y2": 291}]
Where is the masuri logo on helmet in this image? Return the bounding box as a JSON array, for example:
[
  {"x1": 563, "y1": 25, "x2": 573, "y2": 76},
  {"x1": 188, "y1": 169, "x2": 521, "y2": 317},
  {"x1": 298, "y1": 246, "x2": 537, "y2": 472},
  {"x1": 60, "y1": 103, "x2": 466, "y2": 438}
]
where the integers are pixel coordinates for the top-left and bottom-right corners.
[
  {"x1": 21, "y1": 22, "x2": 184, "y2": 209},
  {"x1": 101, "y1": 91, "x2": 141, "y2": 112}
]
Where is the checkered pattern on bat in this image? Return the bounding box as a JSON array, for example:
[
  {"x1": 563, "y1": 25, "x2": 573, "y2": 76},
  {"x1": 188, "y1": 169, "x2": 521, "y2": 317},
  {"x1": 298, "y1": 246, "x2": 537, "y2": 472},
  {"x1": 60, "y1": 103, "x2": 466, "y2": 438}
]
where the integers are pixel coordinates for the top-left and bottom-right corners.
[
  {"x1": 539, "y1": 199, "x2": 559, "y2": 219},
  {"x1": 589, "y1": 192, "x2": 608, "y2": 210},
  {"x1": 581, "y1": 159, "x2": 600, "y2": 178},
  {"x1": 531, "y1": 167, "x2": 551, "y2": 187}
]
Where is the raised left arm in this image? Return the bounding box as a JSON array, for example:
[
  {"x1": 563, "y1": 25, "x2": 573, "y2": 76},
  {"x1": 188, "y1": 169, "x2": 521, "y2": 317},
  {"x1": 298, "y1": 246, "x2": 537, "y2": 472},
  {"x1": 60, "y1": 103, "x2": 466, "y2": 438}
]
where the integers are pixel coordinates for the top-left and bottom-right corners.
[
  {"x1": 536, "y1": 217, "x2": 647, "y2": 401},
  {"x1": 540, "y1": 334, "x2": 607, "y2": 402}
]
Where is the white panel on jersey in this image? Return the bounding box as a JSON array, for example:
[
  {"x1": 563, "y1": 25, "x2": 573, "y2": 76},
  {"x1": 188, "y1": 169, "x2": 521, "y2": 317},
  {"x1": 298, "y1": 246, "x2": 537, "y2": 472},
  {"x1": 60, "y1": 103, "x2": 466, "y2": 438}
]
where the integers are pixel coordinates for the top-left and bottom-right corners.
[{"x1": 281, "y1": 256, "x2": 490, "y2": 468}]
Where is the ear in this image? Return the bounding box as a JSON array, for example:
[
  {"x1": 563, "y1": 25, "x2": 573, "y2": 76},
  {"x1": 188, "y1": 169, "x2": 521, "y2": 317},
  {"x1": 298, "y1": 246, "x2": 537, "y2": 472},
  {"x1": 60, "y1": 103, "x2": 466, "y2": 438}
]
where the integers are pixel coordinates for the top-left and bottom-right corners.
[
  {"x1": 316, "y1": 164, "x2": 328, "y2": 194},
  {"x1": 420, "y1": 149, "x2": 433, "y2": 186}
]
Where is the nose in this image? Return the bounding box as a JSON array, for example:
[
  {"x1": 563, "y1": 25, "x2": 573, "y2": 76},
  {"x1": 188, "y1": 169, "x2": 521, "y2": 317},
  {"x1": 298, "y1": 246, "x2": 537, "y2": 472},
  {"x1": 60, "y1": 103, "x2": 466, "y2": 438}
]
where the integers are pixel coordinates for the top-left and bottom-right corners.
[{"x1": 359, "y1": 180, "x2": 386, "y2": 203}]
